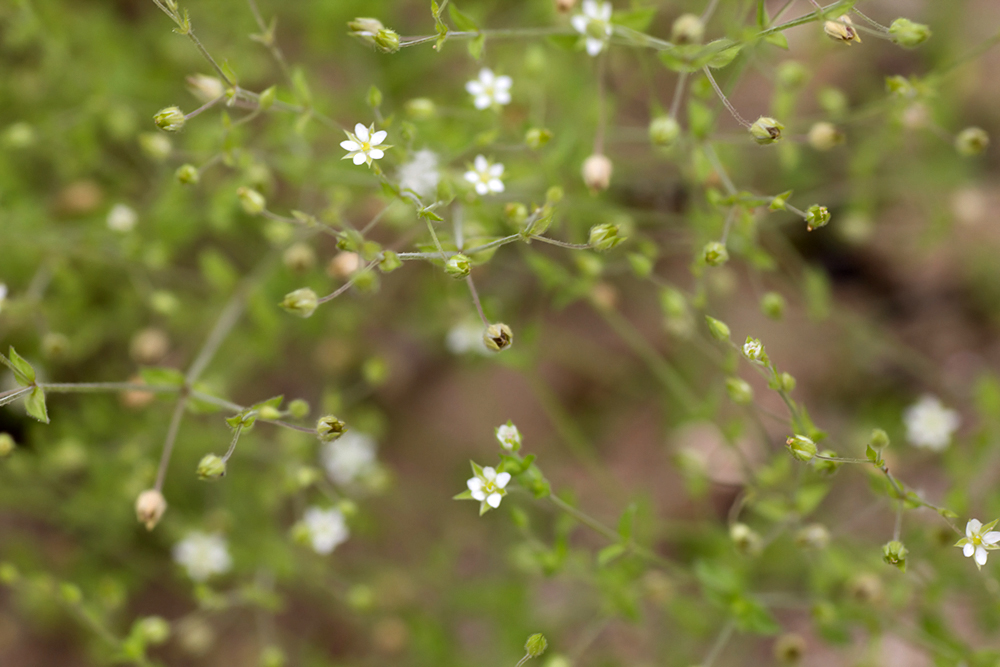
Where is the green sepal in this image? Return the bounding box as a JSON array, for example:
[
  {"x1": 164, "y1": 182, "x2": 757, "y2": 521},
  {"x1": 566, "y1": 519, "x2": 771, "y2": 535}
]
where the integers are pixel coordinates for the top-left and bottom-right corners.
[
  {"x1": 7, "y1": 347, "x2": 36, "y2": 386},
  {"x1": 25, "y1": 386, "x2": 49, "y2": 424}
]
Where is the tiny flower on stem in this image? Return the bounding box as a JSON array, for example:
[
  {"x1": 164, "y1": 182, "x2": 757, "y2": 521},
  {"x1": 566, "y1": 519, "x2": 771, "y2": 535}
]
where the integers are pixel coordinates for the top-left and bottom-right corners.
[
  {"x1": 458, "y1": 463, "x2": 512, "y2": 515},
  {"x1": 956, "y1": 519, "x2": 1000, "y2": 569},
  {"x1": 300, "y1": 507, "x2": 350, "y2": 555},
  {"x1": 464, "y1": 155, "x2": 505, "y2": 195},
  {"x1": 571, "y1": 1, "x2": 613, "y2": 56},
  {"x1": 496, "y1": 421, "x2": 522, "y2": 451},
  {"x1": 172, "y1": 531, "x2": 232, "y2": 582},
  {"x1": 466, "y1": 68, "x2": 512, "y2": 110},
  {"x1": 904, "y1": 395, "x2": 959, "y2": 451},
  {"x1": 341, "y1": 123, "x2": 389, "y2": 167},
  {"x1": 742, "y1": 336, "x2": 768, "y2": 365}
]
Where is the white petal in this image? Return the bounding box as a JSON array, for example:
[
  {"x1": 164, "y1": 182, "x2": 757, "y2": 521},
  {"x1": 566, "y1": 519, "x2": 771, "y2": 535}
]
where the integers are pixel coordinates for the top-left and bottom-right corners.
[
  {"x1": 471, "y1": 489, "x2": 487, "y2": 501},
  {"x1": 489, "y1": 163, "x2": 504, "y2": 177},
  {"x1": 369, "y1": 149, "x2": 384, "y2": 160},
  {"x1": 468, "y1": 477, "x2": 483, "y2": 492},
  {"x1": 480, "y1": 68, "x2": 495, "y2": 83},
  {"x1": 968, "y1": 519, "x2": 982, "y2": 537},
  {"x1": 474, "y1": 155, "x2": 489, "y2": 171},
  {"x1": 354, "y1": 123, "x2": 369, "y2": 141},
  {"x1": 475, "y1": 182, "x2": 489, "y2": 196},
  {"x1": 582, "y1": 0, "x2": 599, "y2": 17},
  {"x1": 487, "y1": 493, "x2": 503, "y2": 508},
  {"x1": 464, "y1": 170, "x2": 479, "y2": 184},
  {"x1": 488, "y1": 179, "x2": 505, "y2": 193},
  {"x1": 571, "y1": 15, "x2": 588, "y2": 34},
  {"x1": 495, "y1": 472, "x2": 511, "y2": 488},
  {"x1": 984, "y1": 531, "x2": 1000, "y2": 545},
  {"x1": 466, "y1": 81, "x2": 484, "y2": 95},
  {"x1": 494, "y1": 90, "x2": 511, "y2": 105},
  {"x1": 586, "y1": 38, "x2": 605, "y2": 56},
  {"x1": 600, "y1": 2, "x2": 613, "y2": 21},
  {"x1": 474, "y1": 95, "x2": 492, "y2": 110},
  {"x1": 353, "y1": 152, "x2": 367, "y2": 165},
  {"x1": 495, "y1": 76, "x2": 512, "y2": 91},
  {"x1": 341, "y1": 140, "x2": 361, "y2": 151},
  {"x1": 976, "y1": 545, "x2": 989, "y2": 566},
  {"x1": 482, "y1": 467, "x2": 497, "y2": 481},
  {"x1": 370, "y1": 130, "x2": 387, "y2": 145},
  {"x1": 965, "y1": 542, "x2": 975, "y2": 557}
]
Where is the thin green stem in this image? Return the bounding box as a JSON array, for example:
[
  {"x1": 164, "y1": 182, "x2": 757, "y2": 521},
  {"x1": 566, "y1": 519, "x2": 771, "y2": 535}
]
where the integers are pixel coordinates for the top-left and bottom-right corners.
[
  {"x1": 703, "y1": 67, "x2": 751, "y2": 129},
  {"x1": 465, "y1": 275, "x2": 490, "y2": 327},
  {"x1": 154, "y1": 397, "x2": 188, "y2": 492},
  {"x1": 702, "y1": 621, "x2": 735, "y2": 667}
]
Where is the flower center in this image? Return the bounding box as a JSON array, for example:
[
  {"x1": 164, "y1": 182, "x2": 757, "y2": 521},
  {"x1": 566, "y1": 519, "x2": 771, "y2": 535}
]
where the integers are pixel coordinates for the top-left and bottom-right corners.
[
  {"x1": 361, "y1": 141, "x2": 371, "y2": 151},
  {"x1": 482, "y1": 479, "x2": 498, "y2": 494},
  {"x1": 973, "y1": 535, "x2": 983, "y2": 545}
]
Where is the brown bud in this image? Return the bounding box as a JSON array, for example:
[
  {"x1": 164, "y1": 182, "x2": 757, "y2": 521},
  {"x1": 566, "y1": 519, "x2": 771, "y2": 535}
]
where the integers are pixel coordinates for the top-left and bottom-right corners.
[{"x1": 135, "y1": 489, "x2": 167, "y2": 530}]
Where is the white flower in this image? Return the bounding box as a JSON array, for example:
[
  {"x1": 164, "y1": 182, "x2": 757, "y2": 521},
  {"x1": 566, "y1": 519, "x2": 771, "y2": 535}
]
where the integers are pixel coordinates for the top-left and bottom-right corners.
[
  {"x1": 464, "y1": 155, "x2": 505, "y2": 196},
  {"x1": 571, "y1": 1, "x2": 614, "y2": 56},
  {"x1": 742, "y1": 337, "x2": 767, "y2": 365},
  {"x1": 341, "y1": 123, "x2": 388, "y2": 167},
  {"x1": 466, "y1": 465, "x2": 511, "y2": 513},
  {"x1": 0, "y1": 283, "x2": 7, "y2": 314},
  {"x1": 322, "y1": 431, "x2": 377, "y2": 485},
  {"x1": 956, "y1": 518, "x2": 1000, "y2": 569},
  {"x1": 496, "y1": 422, "x2": 522, "y2": 451},
  {"x1": 397, "y1": 149, "x2": 440, "y2": 198},
  {"x1": 107, "y1": 203, "x2": 137, "y2": 233},
  {"x1": 904, "y1": 395, "x2": 959, "y2": 451},
  {"x1": 302, "y1": 506, "x2": 350, "y2": 555},
  {"x1": 465, "y1": 68, "x2": 512, "y2": 110},
  {"x1": 172, "y1": 531, "x2": 232, "y2": 582},
  {"x1": 446, "y1": 321, "x2": 491, "y2": 356}
]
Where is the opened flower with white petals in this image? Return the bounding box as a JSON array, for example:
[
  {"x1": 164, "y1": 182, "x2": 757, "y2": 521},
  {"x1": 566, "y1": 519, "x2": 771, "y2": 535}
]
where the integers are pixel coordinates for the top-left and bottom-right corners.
[
  {"x1": 466, "y1": 68, "x2": 512, "y2": 110},
  {"x1": 302, "y1": 506, "x2": 350, "y2": 555},
  {"x1": 956, "y1": 519, "x2": 1000, "y2": 569},
  {"x1": 341, "y1": 123, "x2": 389, "y2": 166},
  {"x1": 571, "y1": 1, "x2": 614, "y2": 56},
  {"x1": 464, "y1": 155, "x2": 505, "y2": 196},
  {"x1": 457, "y1": 463, "x2": 511, "y2": 515}
]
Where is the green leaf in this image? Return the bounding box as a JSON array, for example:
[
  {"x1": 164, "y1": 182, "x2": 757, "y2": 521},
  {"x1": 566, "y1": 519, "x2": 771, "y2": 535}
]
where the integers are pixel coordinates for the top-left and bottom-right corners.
[
  {"x1": 757, "y1": 0, "x2": 767, "y2": 28},
  {"x1": 139, "y1": 367, "x2": 186, "y2": 387},
  {"x1": 617, "y1": 503, "x2": 637, "y2": 541},
  {"x1": 731, "y1": 596, "x2": 780, "y2": 635},
  {"x1": 707, "y1": 44, "x2": 742, "y2": 69},
  {"x1": 687, "y1": 100, "x2": 715, "y2": 140},
  {"x1": 762, "y1": 32, "x2": 789, "y2": 49},
  {"x1": 447, "y1": 4, "x2": 479, "y2": 32},
  {"x1": 795, "y1": 483, "x2": 830, "y2": 515},
  {"x1": 610, "y1": 8, "x2": 657, "y2": 33},
  {"x1": 291, "y1": 67, "x2": 312, "y2": 107},
  {"x1": 865, "y1": 444, "x2": 880, "y2": 464},
  {"x1": 468, "y1": 33, "x2": 485, "y2": 60},
  {"x1": 7, "y1": 347, "x2": 35, "y2": 386},
  {"x1": 24, "y1": 386, "x2": 49, "y2": 424},
  {"x1": 597, "y1": 543, "x2": 626, "y2": 566}
]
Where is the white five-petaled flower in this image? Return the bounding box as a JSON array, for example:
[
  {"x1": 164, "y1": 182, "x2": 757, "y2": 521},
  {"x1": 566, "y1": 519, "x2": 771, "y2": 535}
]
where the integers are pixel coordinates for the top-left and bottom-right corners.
[
  {"x1": 465, "y1": 68, "x2": 513, "y2": 110},
  {"x1": 496, "y1": 422, "x2": 522, "y2": 451},
  {"x1": 341, "y1": 123, "x2": 388, "y2": 167},
  {"x1": 398, "y1": 149, "x2": 441, "y2": 199},
  {"x1": 466, "y1": 465, "x2": 511, "y2": 513},
  {"x1": 956, "y1": 519, "x2": 1000, "y2": 569},
  {"x1": 464, "y1": 155, "x2": 505, "y2": 196},
  {"x1": 904, "y1": 395, "x2": 959, "y2": 451},
  {"x1": 322, "y1": 431, "x2": 378, "y2": 485},
  {"x1": 107, "y1": 203, "x2": 137, "y2": 233},
  {"x1": 302, "y1": 506, "x2": 350, "y2": 555},
  {"x1": 571, "y1": 1, "x2": 614, "y2": 56},
  {"x1": 172, "y1": 531, "x2": 232, "y2": 582}
]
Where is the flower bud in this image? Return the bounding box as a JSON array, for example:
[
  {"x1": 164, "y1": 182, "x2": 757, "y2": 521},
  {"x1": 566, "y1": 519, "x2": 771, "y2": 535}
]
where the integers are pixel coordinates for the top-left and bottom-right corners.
[
  {"x1": 805, "y1": 205, "x2": 830, "y2": 231},
  {"x1": 742, "y1": 336, "x2": 767, "y2": 365},
  {"x1": 807, "y1": 122, "x2": 844, "y2": 151},
  {"x1": 237, "y1": 186, "x2": 266, "y2": 216},
  {"x1": 786, "y1": 434, "x2": 817, "y2": 462},
  {"x1": 526, "y1": 128, "x2": 553, "y2": 150},
  {"x1": 824, "y1": 15, "x2": 861, "y2": 44},
  {"x1": 750, "y1": 117, "x2": 784, "y2": 145},
  {"x1": 0, "y1": 563, "x2": 19, "y2": 585},
  {"x1": 404, "y1": 97, "x2": 436, "y2": 119},
  {"x1": 589, "y1": 223, "x2": 626, "y2": 251},
  {"x1": 795, "y1": 523, "x2": 830, "y2": 550},
  {"x1": 730, "y1": 523, "x2": 763, "y2": 556},
  {"x1": 374, "y1": 28, "x2": 401, "y2": 54},
  {"x1": 760, "y1": 292, "x2": 786, "y2": 320},
  {"x1": 135, "y1": 489, "x2": 167, "y2": 530},
  {"x1": 705, "y1": 316, "x2": 731, "y2": 341},
  {"x1": 136, "y1": 616, "x2": 171, "y2": 645},
  {"x1": 725, "y1": 378, "x2": 754, "y2": 405},
  {"x1": 316, "y1": 415, "x2": 347, "y2": 442},
  {"x1": 849, "y1": 573, "x2": 883, "y2": 603},
  {"x1": 283, "y1": 243, "x2": 316, "y2": 273},
  {"x1": 649, "y1": 115, "x2": 681, "y2": 147},
  {"x1": 671, "y1": 13, "x2": 704, "y2": 44},
  {"x1": 955, "y1": 127, "x2": 989, "y2": 157},
  {"x1": 779, "y1": 372, "x2": 796, "y2": 393},
  {"x1": 186, "y1": 74, "x2": 225, "y2": 102},
  {"x1": 196, "y1": 454, "x2": 227, "y2": 481},
  {"x1": 661, "y1": 287, "x2": 694, "y2": 338},
  {"x1": 776, "y1": 61, "x2": 810, "y2": 89},
  {"x1": 139, "y1": 132, "x2": 172, "y2": 161},
  {"x1": 525, "y1": 633, "x2": 548, "y2": 658},
  {"x1": 773, "y1": 633, "x2": 806, "y2": 664},
  {"x1": 153, "y1": 106, "x2": 186, "y2": 132},
  {"x1": 556, "y1": 0, "x2": 577, "y2": 12},
  {"x1": 445, "y1": 253, "x2": 472, "y2": 279},
  {"x1": 702, "y1": 241, "x2": 729, "y2": 266},
  {"x1": 889, "y1": 18, "x2": 931, "y2": 48},
  {"x1": 288, "y1": 399, "x2": 310, "y2": 419},
  {"x1": 0, "y1": 433, "x2": 15, "y2": 458},
  {"x1": 484, "y1": 322, "x2": 514, "y2": 352},
  {"x1": 175, "y1": 164, "x2": 200, "y2": 185},
  {"x1": 870, "y1": 428, "x2": 890, "y2": 449},
  {"x1": 882, "y1": 540, "x2": 908, "y2": 571},
  {"x1": 280, "y1": 288, "x2": 318, "y2": 318},
  {"x1": 379, "y1": 250, "x2": 402, "y2": 273},
  {"x1": 348, "y1": 17, "x2": 384, "y2": 47},
  {"x1": 582, "y1": 154, "x2": 613, "y2": 192}
]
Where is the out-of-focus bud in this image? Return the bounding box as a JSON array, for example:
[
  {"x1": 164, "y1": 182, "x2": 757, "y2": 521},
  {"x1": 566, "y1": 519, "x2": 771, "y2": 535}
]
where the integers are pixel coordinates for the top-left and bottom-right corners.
[
  {"x1": 773, "y1": 633, "x2": 806, "y2": 664},
  {"x1": 730, "y1": 523, "x2": 763, "y2": 556},
  {"x1": 0, "y1": 433, "x2": 16, "y2": 458},
  {"x1": 671, "y1": 13, "x2": 704, "y2": 44},
  {"x1": 260, "y1": 645, "x2": 287, "y2": 667},
  {"x1": 849, "y1": 573, "x2": 883, "y2": 603},
  {"x1": 153, "y1": 107, "x2": 186, "y2": 133},
  {"x1": 526, "y1": 128, "x2": 553, "y2": 150},
  {"x1": 582, "y1": 154, "x2": 613, "y2": 192},
  {"x1": 375, "y1": 29, "x2": 401, "y2": 54},
  {"x1": 484, "y1": 323, "x2": 513, "y2": 352},
  {"x1": 316, "y1": 416, "x2": 347, "y2": 443},
  {"x1": 661, "y1": 287, "x2": 694, "y2": 338},
  {"x1": 445, "y1": 253, "x2": 472, "y2": 279},
  {"x1": 795, "y1": 523, "x2": 830, "y2": 550},
  {"x1": 42, "y1": 332, "x2": 69, "y2": 359},
  {"x1": 3, "y1": 122, "x2": 36, "y2": 149},
  {"x1": 870, "y1": 428, "x2": 890, "y2": 449},
  {"x1": 760, "y1": 292, "x2": 786, "y2": 320},
  {"x1": 955, "y1": 127, "x2": 989, "y2": 157},
  {"x1": 885, "y1": 75, "x2": 916, "y2": 98},
  {"x1": 750, "y1": 116, "x2": 784, "y2": 145},
  {"x1": 649, "y1": 115, "x2": 681, "y2": 147},
  {"x1": 196, "y1": 454, "x2": 226, "y2": 481},
  {"x1": 186, "y1": 74, "x2": 226, "y2": 103},
  {"x1": 283, "y1": 243, "x2": 316, "y2": 272},
  {"x1": 889, "y1": 18, "x2": 931, "y2": 49},
  {"x1": 237, "y1": 187, "x2": 266, "y2": 216},
  {"x1": 726, "y1": 378, "x2": 754, "y2": 405},
  {"x1": 348, "y1": 18, "x2": 385, "y2": 47},
  {"x1": 130, "y1": 328, "x2": 170, "y2": 364},
  {"x1": 824, "y1": 15, "x2": 861, "y2": 45},
  {"x1": 807, "y1": 122, "x2": 844, "y2": 151},
  {"x1": 288, "y1": 399, "x2": 310, "y2": 419},
  {"x1": 139, "y1": 132, "x2": 172, "y2": 161},
  {"x1": 135, "y1": 489, "x2": 167, "y2": 530},
  {"x1": 280, "y1": 288, "x2": 318, "y2": 318},
  {"x1": 901, "y1": 103, "x2": 929, "y2": 130},
  {"x1": 175, "y1": 164, "x2": 200, "y2": 185},
  {"x1": 786, "y1": 434, "x2": 817, "y2": 462},
  {"x1": 778, "y1": 372, "x2": 796, "y2": 393},
  {"x1": 882, "y1": 540, "x2": 908, "y2": 571},
  {"x1": 379, "y1": 250, "x2": 402, "y2": 273},
  {"x1": 556, "y1": 0, "x2": 577, "y2": 12},
  {"x1": 805, "y1": 205, "x2": 831, "y2": 231},
  {"x1": 328, "y1": 252, "x2": 362, "y2": 279},
  {"x1": 506, "y1": 203, "x2": 529, "y2": 227},
  {"x1": 404, "y1": 97, "x2": 436, "y2": 119},
  {"x1": 136, "y1": 616, "x2": 171, "y2": 645},
  {"x1": 776, "y1": 61, "x2": 810, "y2": 89},
  {"x1": 588, "y1": 223, "x2": 626, "y2": 251},
  {"x1": 705, "y1": 316, "x2": 731, "y2": 341},
  {"x1": 702, "y1": 241, "x2": 729, "y2": 266},
  {"x1": 525, "y1": 634, "x2": 548, "y2": 658}
]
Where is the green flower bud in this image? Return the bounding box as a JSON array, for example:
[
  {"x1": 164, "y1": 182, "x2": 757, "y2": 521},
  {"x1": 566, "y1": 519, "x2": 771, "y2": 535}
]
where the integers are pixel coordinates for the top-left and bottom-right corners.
[
  {"x1": 589, "y1": 223, "x2": 626, "y2": 251},
  {"x1": 725, "y1": 378, "x2": 754, "y2": 405},
  {"x1": 807, "y1": 122, "x2": 844, "y2": 151},
  {"x1": 705, "y1": 316, "x2": 731, "y2": 341},
  {"x1": 702, "y1": 241, "x2": 729, "y2": 266},
  {"x1": 137, "y1": 616, "x2": 171, "y2": 645},
  {"x1": 526, "y1": 128, "x2": 553, "y2": 150},
  {"x1": 153, "y1": 106, "x2": 186, "y2": 133},
  {"x1": 348, "y1": 17, "x2": 384, "y2": 47},
  {"x1": 316, "y1": 415, "x2": 347, "y2": 442},
  {"x1": 730, "y1": 523, "x2": 763, "y2": 556},
  {"x1": 649, "y1": 115, "x2": 681, "y2": 147},
  {"x1": 484, "y1": 322, "x2": 514, "y2": 352},
  {"x1": 347, "y1": 584, "x2": 375, "y2": 610},
  {"x1": 3, "y1": 122, "x2": 36, "y2": 149},
  {"x1": 546, "y1": 186, "x2": 564, "y2": 204},
  {"x1": 258, "y1": 405, "x2": 282, "y2": 420},
  {"x1": 525, "y1": 633, "x2": 549, "y2": 658},
  {"x1": 237, "y1": 186, "x2": 266, "y2": 216},
  {"x1": 786, "y1": 434, "x2": 817, "y2": 462},
  {"x1": 955, "y1": 127, "x2": 989, "y2": 157},
  {"x1": 374, "y1": 28, "x2": 400, "y2": 53},
  {"x1": 805, "y1": 205, "x2": 830, "y2": 231},
  {"x1": 280, "y1": 288, "x2": 318, "y2": 318},
  {"x1": 405, "y1": 97, "x2": 436, "y2": 119},
  {"x1": 379, "y1": 250, "x2": 402, "y2": 273},
  {"x1": 175, "y1": 164, "x2": 200, "y2": 185},
  {"x1": 773, "y1": 633, "x2": 806, "y2": 664},
  {"x1": 445, "y1": 253, "x2": 472, "y2": 279},
  {"x1": 671, "y1": 13, "x2": 704, "y2": 44},
  {"x1": 750, "y1": 116, "x2": 784, "y2": 145},
  {"x1": 870, "y1": 428, "x2": 890, "y2": 449},
  {"x1": 0, "y1": 433, "x2": 16, "y2": 458},
  {"x1": 196, "y1": 454, "x2": 227, "y2": 480},
  {"x1": 889, "y1": 18, "x2": 931, "y2": 48},
  {"x1": 60, "y1": 583, "x2": 83, "y2": 605},
  {"x1": 288, "y1": 399, "x2": 310, "y2": 419},
  {"x1": 760, "y1": 292, "x2": 786, "y2": 320},
  {"x1": 882, "y1": 540, "x2": 908, "y2": 571}
]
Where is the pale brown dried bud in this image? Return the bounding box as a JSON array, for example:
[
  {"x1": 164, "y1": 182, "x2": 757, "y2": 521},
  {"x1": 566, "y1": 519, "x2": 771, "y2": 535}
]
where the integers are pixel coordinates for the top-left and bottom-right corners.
[{"x1": 135, "y1": 489, "x2": 167, "y2": 530}]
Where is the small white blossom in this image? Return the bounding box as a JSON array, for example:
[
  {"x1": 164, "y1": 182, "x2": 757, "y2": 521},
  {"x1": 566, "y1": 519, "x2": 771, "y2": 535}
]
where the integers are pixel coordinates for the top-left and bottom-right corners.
[
  {"x1": 446, "y1": 321, "x2": 491, "y2": 356},
  {"x1": 341, "y1": 123, "x2": 388, "y2": 167},
  {"x1": 465, "y1": 68, "x2": 513, "y2": 110},
  {"x1": 107, "y1": 204, "x2": 137, "y2": 233},
  {"x1": 496, "y1": 422, "x2": 522, "y2": 451},
  {"x1": 742, "y1": 337, "x2": 767, "y2": 365},
  {"x1": 466, "y1": 465, "x2": 511, "y2": 513},
  {"x1": 172, "y1": 531, "x2": 232, "y2": 582},
  {"x1": 904, "y1": 395, "x2": 959, "y2": 451},
  {"x1": 956, "y1": 519, "x2": 1000, "y2": 569},
  {"x1": 571, "y1": 1, "x2": 614, "y2": 56},
  {"x1": 0, "y1": 283, "x2": 7, "y2": 314},
  {"x1": 464, "y1": 155, "x2": 505, "y2": 196},
  {"x1": 397, "y1": 149, "x2": 440, "y2": 199},
  {"x1": 303, "y1": 506, "x2": 350, "y2": 555},
  {"x1": 322, "y1": 431, "x2": 377, "y2": 485}
]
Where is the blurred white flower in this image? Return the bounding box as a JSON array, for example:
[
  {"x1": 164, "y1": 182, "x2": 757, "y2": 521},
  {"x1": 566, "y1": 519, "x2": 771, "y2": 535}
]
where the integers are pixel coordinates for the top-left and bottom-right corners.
[
  {"x1": 0, "y1": 283, "x2": 7, "y2": 314},
  {"x1": 303, "y1": 506, "x2": 350, "y2": 555},
  {"x1": 904, "y1": 395, "x2": 959, "y2": 451},
  {"x1": 571, "y1": 1, "x2": 613, "y2": 56},
  {"x1": 172, "y1": 531, "x2": 232, "y2": 582},
  {"x1": 464, "y1": 155, "x2": 505, "y2": 196},
  {"x1": 742, "y1": 337, "x2": 766, "y2": 365},
  {"x1": 465, "y1": 68, "x2": 512, "y2": 110},
  {"x1": 341, "y1": 123, "x2": 388, "y2": 166},
  {"x1": 322, "y1": 431, "x2": 377, "y2": 485},
  {"x1": 956, "y1": 518, "x2": 1000, "y2": 569},
  {"x1": 467, "y1": 466, "x2": 511, "y2": 511},
  {"x1": 398, "y1": 149, "x2": 440, "y2": 198},
  {"x1": 496, "y1": 422, "x2": 522, "y2": 451},
  {"x1": 446, "y1": 321, "x2": 491, "y2": 356},
  {"x1": 107, "y1": 203, "x2": 137, "y2": 233}
]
